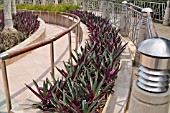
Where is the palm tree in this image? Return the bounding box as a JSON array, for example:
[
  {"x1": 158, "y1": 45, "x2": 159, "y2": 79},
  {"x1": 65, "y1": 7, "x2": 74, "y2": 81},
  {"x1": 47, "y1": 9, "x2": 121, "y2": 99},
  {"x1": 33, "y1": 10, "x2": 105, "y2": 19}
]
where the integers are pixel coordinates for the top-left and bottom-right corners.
[{"x1": 3, "y1": 0, "x2": 15, "y2": 32}]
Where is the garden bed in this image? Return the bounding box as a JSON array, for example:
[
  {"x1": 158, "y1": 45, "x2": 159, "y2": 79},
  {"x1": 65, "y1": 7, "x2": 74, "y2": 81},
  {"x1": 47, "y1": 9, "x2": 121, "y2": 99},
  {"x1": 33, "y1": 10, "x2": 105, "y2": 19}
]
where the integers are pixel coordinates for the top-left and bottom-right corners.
[
  {"x1": 10, "y1": 10, "x2": 132, "y2": 113},
  {"x1": 22, "y1": 10, "x2": 131, "y2": 113},
  {"x1": 0, "y1": 17, "x2": 46, "y2": 68}
]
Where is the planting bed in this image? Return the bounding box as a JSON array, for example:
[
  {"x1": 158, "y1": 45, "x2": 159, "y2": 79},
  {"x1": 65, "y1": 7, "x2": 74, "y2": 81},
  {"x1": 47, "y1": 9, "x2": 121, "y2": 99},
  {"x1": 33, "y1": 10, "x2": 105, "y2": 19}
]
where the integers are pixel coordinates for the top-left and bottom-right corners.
[
  {"x1": 26, "y1": 10, "x2": 128, "y2": 113},
  {"x1": 0, "y1": 10, "x2": 40, "y2": 53}
]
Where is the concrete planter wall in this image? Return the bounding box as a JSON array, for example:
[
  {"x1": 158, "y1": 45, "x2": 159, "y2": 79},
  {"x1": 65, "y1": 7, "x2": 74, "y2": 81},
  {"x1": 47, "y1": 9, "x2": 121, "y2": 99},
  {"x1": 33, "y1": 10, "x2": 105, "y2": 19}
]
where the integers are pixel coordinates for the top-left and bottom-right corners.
[
  {"x1": 30, "y1": 10, "x2": 83, "y2": 41},
  {"x1": 102, "y1": 35, "x2": 132, "y2": 113},
  {"x1": 0, "y1": 18, "x2": 46, "y2": 68}
]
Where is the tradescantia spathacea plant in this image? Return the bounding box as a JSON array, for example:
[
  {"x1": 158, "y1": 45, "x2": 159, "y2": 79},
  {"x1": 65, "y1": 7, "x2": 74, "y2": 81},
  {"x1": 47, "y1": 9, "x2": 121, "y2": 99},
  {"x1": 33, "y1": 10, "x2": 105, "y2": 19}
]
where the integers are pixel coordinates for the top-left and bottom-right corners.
[
  {"x1": 26, "y1": 10, "x2": 127, "y2": 113},
  {"x1": 0, "y1": 10, "x2": 40, "y2": 53}
]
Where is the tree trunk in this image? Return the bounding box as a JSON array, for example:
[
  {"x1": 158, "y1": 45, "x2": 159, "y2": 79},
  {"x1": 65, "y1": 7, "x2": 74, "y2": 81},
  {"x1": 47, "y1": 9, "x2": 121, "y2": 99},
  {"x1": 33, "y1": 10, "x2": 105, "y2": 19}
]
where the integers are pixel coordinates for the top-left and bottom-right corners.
[
  {"x1": 3, "y1": 0, "x2": 15, "y2": 31},
  {"x1": 11, "y1": 0, "x2": 16, "y2": 14},
  {"x1": 55, "y1": 0, "x2": 59, "y2": 5}
]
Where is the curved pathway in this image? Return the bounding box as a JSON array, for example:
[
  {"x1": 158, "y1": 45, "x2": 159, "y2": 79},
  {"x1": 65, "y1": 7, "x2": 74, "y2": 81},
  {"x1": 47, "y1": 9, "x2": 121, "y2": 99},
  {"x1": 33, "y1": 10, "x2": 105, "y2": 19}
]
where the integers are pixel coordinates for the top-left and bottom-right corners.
[{"x1": 0, "y1": 24, "x2": 77, "y2": 112}]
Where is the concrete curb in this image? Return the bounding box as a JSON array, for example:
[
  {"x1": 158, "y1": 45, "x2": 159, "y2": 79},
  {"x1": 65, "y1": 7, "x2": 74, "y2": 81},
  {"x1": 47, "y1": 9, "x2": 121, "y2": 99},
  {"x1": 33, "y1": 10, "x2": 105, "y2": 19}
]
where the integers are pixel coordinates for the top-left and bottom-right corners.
[{"x1": 102, "y1": 34, "x2": 132, "y2": 113}]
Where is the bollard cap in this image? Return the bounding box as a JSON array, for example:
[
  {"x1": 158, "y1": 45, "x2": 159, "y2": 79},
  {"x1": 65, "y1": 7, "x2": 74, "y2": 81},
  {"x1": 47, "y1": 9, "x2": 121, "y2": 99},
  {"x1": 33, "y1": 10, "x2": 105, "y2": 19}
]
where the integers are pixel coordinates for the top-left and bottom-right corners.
[
  {"x1": 141, "y1": 8, "x2": 153, "y2": 13},
  {"x1": 138, "y1": 37, "x2": 170, "y2": 58},
  {"x1": 122, "y1": 1, "x2": 127, "y2": 4}
]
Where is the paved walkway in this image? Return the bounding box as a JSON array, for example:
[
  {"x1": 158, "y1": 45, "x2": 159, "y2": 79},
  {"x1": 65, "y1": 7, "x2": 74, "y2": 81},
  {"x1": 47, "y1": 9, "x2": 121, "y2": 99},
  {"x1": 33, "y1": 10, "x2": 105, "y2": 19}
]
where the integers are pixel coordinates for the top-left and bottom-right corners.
[{"x1": 0, "y1": 24, "x2": 77, "y2": 112}]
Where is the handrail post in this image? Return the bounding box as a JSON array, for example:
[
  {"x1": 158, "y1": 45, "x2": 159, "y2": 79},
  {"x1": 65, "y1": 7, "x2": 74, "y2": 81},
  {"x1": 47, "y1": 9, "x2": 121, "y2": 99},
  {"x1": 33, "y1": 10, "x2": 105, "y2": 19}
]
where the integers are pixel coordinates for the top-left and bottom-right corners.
[
  {"x1": 50, "y1": 42, "x2": 55, "y2": 75},
  {"x1": 76, "y1": 24, "x2": 79, "y2": 50},
  {"x1": 134, "y1": 8, "x2": 153, "y2": 66},
  {"x1": 1, "y1": 60, "x2": 12, "y2": 113},
  {"x1": 68, "y1": 32, "x2": 72, "y2": 59},
  {"x1": 163, "y1": 0, "x2": 170, "y2": 26}
]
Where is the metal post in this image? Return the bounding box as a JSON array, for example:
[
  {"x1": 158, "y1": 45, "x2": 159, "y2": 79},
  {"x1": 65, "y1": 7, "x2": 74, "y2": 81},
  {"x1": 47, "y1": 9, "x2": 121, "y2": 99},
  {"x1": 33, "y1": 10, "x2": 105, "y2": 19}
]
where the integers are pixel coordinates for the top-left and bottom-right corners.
[
  {"x1": 163, "y1": 0, "x2": 170, "y2": 26},
  {"x1": 68, "y1": 32, "x2": 72, "y2": 59},
  {"x1": 50, "y1": 42, "x2": 54, "y2": 75},
  {"x1": 76, "y1": 25, "x2": 79, "y2": 50},
  {"x1": 78, "y1": 23, "x2": 81, "y2": 44},
  {"x1": 1, "y1": 60, "x2": 12, "y2": 113}
]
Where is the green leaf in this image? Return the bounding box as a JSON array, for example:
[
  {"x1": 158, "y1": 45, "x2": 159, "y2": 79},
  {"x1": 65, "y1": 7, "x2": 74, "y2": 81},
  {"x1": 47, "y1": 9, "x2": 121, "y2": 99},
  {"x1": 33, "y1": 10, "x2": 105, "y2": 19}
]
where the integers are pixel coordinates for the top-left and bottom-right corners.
[
  {"x1": 43, "y1": 81, "x2": 47, "y2": 96},
  {"x1": 94, "y1": 76, "x2": 105, "y2": 98}
]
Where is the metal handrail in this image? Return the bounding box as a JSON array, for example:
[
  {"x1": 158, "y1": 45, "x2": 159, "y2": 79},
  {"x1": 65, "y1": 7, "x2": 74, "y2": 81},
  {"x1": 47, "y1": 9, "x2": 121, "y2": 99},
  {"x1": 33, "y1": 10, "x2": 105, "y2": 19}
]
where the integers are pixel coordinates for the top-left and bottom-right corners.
[
  {"x1": 0, "y1": 11, "x2": 80, "y2": 112},
  {"x1": 0, "y1": 12, "x2": 80, "y2": 60},
  {"x1": 127, "y1": 3, "x2": 158, "y2": 38},
  {"x1": 146, "y1": 12, "x2": 158, "y2": 38},
  {"x1": 127, "y1": 3, "x2": 142, "y2": 10}
]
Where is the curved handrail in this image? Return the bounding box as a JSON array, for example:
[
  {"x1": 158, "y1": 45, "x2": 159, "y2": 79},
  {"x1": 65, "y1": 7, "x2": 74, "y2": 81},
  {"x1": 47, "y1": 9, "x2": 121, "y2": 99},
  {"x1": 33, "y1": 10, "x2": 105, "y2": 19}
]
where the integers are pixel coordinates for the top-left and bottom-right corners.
[
  {"x1": 127, "y1": 3, "x2": 142, "y2": 10},
  {"x1": 0, "y1": 12, "x2": 80, "y2": 60}
]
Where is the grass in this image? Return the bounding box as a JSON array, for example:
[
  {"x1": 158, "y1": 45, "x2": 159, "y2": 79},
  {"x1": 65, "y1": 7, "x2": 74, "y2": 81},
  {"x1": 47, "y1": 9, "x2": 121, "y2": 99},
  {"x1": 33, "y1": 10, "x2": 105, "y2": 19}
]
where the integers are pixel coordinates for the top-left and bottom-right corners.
[{"x1": 0, "y1": 3, "x2": 79, "y2": 12}]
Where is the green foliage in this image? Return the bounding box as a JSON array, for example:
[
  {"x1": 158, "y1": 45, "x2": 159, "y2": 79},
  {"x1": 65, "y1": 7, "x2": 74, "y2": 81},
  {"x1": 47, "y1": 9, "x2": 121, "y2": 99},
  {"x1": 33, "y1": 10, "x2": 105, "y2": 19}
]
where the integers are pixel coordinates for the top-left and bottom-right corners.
[{"x1": 16, "y1": 3, "x2": 79, "y2": 12}]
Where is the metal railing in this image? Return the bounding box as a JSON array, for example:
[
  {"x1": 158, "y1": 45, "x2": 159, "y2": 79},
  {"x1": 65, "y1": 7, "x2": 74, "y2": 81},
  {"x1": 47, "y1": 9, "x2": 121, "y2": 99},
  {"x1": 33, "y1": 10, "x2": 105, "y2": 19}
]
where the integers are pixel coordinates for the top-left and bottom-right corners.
[
  {"x1": 0, "y1": 12, "x2": 80, "y2": 112},
  {"x1": 79, "y1": 0, "x2": 158, "y2": 46},
  {"x1": 133, "y1": 1, "x2": 166, "y2": 22}
]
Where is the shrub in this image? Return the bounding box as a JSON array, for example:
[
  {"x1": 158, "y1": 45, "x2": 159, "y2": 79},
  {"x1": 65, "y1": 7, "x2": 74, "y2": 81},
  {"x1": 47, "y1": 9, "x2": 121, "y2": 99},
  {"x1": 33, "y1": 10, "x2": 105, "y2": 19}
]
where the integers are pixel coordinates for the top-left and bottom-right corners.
[
  {"x1": 26, "y1": 10, "x2": 127, "y2": 113},
  {"x1": 16, "y1": 3, "x2": 79, "y2": 12}
]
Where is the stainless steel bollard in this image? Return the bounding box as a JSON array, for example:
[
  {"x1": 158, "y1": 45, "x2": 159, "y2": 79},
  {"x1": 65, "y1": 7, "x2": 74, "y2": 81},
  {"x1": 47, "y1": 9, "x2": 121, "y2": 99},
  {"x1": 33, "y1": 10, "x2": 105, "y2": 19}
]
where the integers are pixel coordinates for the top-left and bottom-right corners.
[
  {"x1": 129, "y1": 37, "x2": 170, "y2": 113},
  {"x1": 137, "y1": 37, "x2": 170, "y2": 93}
]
